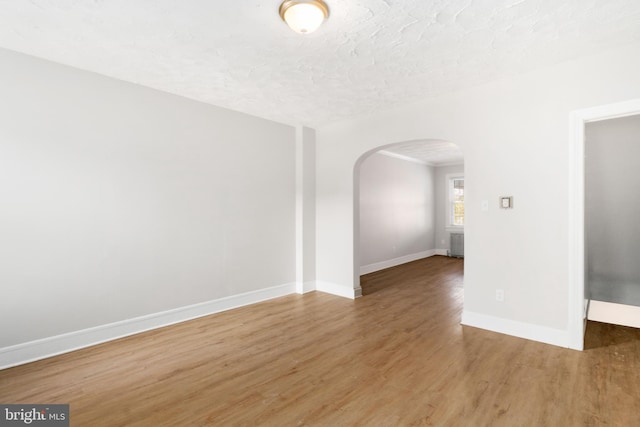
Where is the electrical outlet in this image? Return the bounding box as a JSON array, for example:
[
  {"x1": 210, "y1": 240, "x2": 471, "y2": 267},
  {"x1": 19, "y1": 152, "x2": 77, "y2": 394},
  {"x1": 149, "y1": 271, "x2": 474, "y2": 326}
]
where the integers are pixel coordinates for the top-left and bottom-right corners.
[{"x1": 495, "y1": 289, "x2": 504, "y2": 302}]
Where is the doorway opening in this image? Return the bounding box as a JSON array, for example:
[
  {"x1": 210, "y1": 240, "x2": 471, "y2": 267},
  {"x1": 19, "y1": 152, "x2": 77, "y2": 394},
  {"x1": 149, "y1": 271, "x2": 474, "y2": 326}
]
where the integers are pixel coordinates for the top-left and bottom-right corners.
[
  {"x1": 353, "y1": 139, "x2": 464, "y2": 296},
  {"x1": 569, "y1": 98, "x2": 640, "y2": 350},
  {"x1": 585, "y1": 114, "x2": 640, "y2": 328}
]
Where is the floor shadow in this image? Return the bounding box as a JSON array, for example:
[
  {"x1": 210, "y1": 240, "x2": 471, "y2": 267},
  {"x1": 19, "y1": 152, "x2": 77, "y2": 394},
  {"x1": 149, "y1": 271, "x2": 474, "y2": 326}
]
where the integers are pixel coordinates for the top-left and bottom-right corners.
[{"x1": 583, "y1": 320, "x2": 640, "y2": 350}]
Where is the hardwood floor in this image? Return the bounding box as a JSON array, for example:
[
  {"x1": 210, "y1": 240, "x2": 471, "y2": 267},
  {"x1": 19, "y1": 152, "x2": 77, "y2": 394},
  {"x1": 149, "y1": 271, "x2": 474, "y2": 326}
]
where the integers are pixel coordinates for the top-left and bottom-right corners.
[{"x1": 1, "y1": 255, "x2": 639, "y2": 426}]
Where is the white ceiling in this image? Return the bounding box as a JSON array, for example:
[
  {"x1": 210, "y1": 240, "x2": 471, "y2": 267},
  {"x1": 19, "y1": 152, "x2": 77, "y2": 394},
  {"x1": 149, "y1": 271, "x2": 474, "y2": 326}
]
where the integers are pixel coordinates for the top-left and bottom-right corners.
[
  {"x1": 0, "y1": 0, "x2": 639, "y2": 127},
  {"x1": 380, "y1": 140, "x2": 464, "y2": 166}
]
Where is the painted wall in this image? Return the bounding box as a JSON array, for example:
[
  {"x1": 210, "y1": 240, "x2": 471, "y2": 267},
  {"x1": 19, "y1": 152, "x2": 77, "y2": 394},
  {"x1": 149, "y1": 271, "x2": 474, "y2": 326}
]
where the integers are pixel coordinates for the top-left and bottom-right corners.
[
  {"x1": 296, "y1": 126, "x2": 316, "y2": 293},
  {"x1": 359, "y1": 152, "x2": 435, "y2": 270},
  {"x1": 315, "y1": 42, "x2": 640, "y2": 345},
  {"x1": 0, "y1": 48, "x2": 296, "y2": 348},
  {"x1": 585, "y1": 114, "x2": 640, "y2": 305},
  {"x1": 434, "y1": 164, "x2": 465, "y2": 252}
]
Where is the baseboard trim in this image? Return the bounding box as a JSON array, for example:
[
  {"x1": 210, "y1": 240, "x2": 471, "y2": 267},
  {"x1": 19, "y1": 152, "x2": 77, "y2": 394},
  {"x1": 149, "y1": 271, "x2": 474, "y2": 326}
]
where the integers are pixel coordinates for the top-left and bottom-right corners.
[
  {"x1": 296, "y1": 281, "x2": 316, "y2": 294},
  {"x1": 0, "y1": 282, "x2": 297, "y2": 370},
  {"x1": 461, "y1": 310, "x2": 570, "y2": 349},
  {"x1": 354, "y1": 286, "x2": 363, "y2": 298},
  {"x1": 435, "y1": 248, "x2": 447, "y2": 256},
  {"x1": 315, "y1": 281, "x2": 359, "y2": 299},
  {"x1": 588, "y1": 300, "x2": 640, "y2": 329},
  {"x1": 360, "y1": 249, "x2": 436, "y2": 275}
]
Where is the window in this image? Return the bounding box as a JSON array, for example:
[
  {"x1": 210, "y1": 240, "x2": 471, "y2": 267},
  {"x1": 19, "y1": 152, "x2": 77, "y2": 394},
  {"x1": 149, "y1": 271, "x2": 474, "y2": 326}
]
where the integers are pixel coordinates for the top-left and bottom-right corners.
[{"x1": 448, "y1": 176, "x2": 464, "y2": 226}]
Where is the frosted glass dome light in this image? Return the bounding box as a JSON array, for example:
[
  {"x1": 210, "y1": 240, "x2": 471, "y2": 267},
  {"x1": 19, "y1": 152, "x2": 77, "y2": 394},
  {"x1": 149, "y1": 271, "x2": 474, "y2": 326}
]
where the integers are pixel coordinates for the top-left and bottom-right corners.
[{"x1": 279, "y1": 0, "x2": 329, "y2": 34}]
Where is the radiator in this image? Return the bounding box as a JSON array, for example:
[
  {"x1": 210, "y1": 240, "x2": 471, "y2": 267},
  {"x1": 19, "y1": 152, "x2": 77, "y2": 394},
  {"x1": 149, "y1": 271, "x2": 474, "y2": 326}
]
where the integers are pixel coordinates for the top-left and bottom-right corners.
[{"x1": 449, "y1": 233, "x2": 464, "y2": 258}]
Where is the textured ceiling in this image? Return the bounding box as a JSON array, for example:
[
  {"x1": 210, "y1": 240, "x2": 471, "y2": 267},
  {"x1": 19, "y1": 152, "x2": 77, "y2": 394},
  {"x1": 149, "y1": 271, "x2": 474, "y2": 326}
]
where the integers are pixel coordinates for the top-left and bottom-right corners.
[
  {"x1": 0, "y1": 0, "x2": 639, "y2": 126},
  {"x1": 381, "y1": 140, "x2": 464, "y2": 166}
]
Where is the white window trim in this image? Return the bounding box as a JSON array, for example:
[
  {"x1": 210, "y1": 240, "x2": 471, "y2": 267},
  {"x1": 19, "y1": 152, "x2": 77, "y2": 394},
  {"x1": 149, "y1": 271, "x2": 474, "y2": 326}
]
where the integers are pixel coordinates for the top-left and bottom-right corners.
[{"x1": 446, "y1": 173, "x2": 465, "y2": 231}]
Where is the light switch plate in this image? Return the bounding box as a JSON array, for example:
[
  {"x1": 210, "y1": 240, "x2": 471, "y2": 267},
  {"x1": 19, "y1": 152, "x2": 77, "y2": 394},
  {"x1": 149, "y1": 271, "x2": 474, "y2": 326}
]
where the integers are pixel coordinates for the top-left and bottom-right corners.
[{"x1": 500, "y1": 196, "x2": 513, "y2": 209}]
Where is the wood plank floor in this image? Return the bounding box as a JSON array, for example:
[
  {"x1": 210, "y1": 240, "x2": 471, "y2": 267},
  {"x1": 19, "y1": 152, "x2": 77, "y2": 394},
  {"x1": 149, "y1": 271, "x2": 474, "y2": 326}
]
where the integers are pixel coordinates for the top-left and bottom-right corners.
[{"x1": 1, "y1": 255, "x2": 640, "y2": 426}]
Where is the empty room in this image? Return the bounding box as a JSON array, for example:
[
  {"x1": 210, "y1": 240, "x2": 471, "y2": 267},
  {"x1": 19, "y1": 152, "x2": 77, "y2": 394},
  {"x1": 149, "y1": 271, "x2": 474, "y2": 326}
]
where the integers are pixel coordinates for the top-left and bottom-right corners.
[{"x1": 1, "y1": 1, "x2": 640, "y2": 425}]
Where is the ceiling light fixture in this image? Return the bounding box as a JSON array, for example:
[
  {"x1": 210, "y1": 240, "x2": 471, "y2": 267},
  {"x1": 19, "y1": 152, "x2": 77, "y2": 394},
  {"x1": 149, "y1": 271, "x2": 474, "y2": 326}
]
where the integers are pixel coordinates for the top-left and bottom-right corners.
[{"x1": 279, "y1": 0, "x2": 329, "y2": 34}]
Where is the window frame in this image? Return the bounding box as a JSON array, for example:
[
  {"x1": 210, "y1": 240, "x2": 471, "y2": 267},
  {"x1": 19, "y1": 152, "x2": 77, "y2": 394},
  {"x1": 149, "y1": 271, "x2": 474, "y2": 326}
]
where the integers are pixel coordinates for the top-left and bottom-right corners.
[{"x1": 446, "y1": 174, "x2": 465, "y2": 231}]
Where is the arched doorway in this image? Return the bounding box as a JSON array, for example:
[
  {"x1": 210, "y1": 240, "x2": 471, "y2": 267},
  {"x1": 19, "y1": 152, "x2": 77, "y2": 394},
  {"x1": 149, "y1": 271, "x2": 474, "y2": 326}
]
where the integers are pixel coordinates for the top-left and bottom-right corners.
[{"x1": 353, "y1": 139, "x2": 464, "y2": 295}]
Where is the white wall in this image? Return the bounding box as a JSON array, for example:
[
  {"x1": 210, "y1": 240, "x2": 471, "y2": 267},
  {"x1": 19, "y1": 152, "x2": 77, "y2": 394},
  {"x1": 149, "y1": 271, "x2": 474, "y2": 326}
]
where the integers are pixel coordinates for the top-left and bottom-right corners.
[
  {"x1": 315, "y1": 42, "x2": 640, "y2": 346},
  {"x1": 0, "y1": 48, "x2": 296, "y2": 349},
  {"x1": 359, "y1": 152, "x2": 435, "y2": 272},
  {"x1": 434, "y1": 164, "x2": 465, "y2": 252},
  {"x1": 296, "y1": 126, "x2": 316, "y2": 293},
  {"x1": 585, "y1": 114, "x2": 640, "y2": 302}
]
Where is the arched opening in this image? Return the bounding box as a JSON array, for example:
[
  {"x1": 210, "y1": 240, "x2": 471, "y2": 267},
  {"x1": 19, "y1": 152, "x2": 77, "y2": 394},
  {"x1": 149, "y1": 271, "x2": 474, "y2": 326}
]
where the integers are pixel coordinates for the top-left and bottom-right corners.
[{"x1": 353, "y1": 139, "x2": 464, "y2": 296}]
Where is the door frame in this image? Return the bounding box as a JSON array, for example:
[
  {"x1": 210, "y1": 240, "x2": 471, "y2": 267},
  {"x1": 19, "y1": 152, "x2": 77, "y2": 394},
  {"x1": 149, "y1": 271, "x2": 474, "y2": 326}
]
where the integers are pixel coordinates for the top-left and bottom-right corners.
[{"x1": 568, "y1": 98, "x2": 640, "y2": 350}]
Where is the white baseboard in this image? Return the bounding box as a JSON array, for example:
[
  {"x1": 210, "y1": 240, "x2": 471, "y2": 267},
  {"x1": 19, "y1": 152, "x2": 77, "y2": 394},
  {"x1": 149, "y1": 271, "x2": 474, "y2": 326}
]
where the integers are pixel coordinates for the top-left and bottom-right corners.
[
  {"x1": 588, "y1": 300, "x2": 640, "y2": 329},
  {"x1": 354, "y1": 286, "x2": 363, "y2": 298},
  {"x1": 0, "y1": 282, "x2": 296, "y2": 370},
  {"x1": 315, "y1": 281, "x2": 359, "y2": 299},
  {"x1": 296, "y1": 281, "x2": 316, "y2": 294},
  {"x1": 435, "y1": 248, "x2": 448, "y2": 256},
  {"x1": 461, "y1": 310, "x2": 570, "y2": 349},
  {"x1": 360, "y1": 249, "x2": 436, "y2": 275}
]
